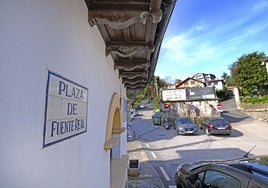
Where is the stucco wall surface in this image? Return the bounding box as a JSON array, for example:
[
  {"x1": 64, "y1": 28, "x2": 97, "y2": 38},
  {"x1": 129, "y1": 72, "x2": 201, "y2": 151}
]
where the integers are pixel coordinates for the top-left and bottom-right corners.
[{"x1": 0, "y1": 1, "x2": 127, "y2": 188}]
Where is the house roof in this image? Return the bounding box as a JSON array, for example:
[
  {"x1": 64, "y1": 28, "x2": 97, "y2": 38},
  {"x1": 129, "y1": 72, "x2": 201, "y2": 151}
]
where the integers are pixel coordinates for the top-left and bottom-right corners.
[
  {"x1": 207, "y1": 79, "x2": 224, "y2": 83},
  {"x1": 176, "y1": 77, "x2": 205, "y2": 87},
  {"x1": 84, "y1": 0, "x2": 177, "y2": 91}
]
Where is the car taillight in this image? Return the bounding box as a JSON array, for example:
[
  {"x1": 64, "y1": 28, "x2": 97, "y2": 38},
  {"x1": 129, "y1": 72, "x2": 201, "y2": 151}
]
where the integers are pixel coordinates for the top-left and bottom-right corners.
[
  {"x1": 207, "y1": 124, "x2": 214, "y2": 129},
  {"x1": 226, "y1": 124, "x2": 232, "y2": 129}
]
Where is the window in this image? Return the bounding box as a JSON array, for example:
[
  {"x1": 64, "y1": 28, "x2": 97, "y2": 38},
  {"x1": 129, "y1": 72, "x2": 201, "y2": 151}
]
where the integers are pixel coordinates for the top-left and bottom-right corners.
[{"x1": 202, "y1": 170, "x2": 240, "y2": 188}]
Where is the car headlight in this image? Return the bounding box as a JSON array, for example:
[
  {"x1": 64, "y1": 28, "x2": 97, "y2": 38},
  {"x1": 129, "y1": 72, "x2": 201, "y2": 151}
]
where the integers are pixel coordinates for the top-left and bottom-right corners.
[{"x1": 179, "y1": 127, "x2": 184, "y2": 131}]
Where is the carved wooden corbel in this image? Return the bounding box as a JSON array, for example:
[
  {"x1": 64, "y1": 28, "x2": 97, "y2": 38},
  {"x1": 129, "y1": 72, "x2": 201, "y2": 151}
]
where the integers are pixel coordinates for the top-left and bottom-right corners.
[
  {"x1": 88, "y1": 9, "x2": 162, "y2": 29},
  {"x1": 106, "y1": 44, "x2": 155, "y2": 57},
  {"x1": 106, "y1": 46, "x2": 137, "y2": 57},
  {"x1": 120, "y1": 72, "x2": 148, "y2": 79},
  {"x1": 114, "y1": 60, "x2": 149, "y2": 71},
  {"x1": 122, "y1": 78, "x2": 147, "y2": 85},
  {"x1": 124, "y1": 83, "x2": 147, "y2": 89}
]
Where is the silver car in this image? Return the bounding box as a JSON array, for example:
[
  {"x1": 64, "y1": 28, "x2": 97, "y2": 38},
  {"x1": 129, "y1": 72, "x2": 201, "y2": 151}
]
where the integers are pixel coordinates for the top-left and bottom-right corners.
[{"x1": 175, "y1": 117, "x2": 198, "y2": 135}]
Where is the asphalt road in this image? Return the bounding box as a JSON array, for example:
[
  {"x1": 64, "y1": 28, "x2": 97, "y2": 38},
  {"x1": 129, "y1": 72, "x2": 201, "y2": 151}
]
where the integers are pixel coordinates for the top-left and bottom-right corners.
[
  {"x1": 221, "y1": 97, "x2": 255, "y2": 124},
  {"x1": 129, "y1": 102, "x2": 268, "y2": 187}
]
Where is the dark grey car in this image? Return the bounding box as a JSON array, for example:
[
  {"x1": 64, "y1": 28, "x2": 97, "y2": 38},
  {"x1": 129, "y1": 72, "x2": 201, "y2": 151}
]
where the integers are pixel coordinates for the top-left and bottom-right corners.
[
  {"x1": 175, "y1": 158, "x2": 268, "y2": 188},
  {"x1": 175, "y1": 117, "x2": 198, "y2": 135},
  {"x1": 200, "y1": 117, "x2": 232, "y2": 136}
]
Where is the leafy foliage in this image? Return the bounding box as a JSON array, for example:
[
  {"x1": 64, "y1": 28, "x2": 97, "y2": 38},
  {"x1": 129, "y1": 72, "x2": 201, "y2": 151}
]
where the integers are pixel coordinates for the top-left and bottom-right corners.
[
  {"x1": 216, "y1": 89, "x2": 227, "y2": 100},
  {"x1": 229, "y1": 51, "x2": 268, "y2": 96},
  {"x1": 127, "y1": 76, "x2": 169, "y2": 109},
  {"x1": 221, "y1": 72, "x2": 233, "y2": 86},
  {"x1": 153, "y1": 96, "x2": 161, "y2": 111},
  {"x1": 240, "y1": 94, "x2": 268, "y2": 104},
  {"x1": 259, "y1": 156, "x2": 268, "y2": 165}
]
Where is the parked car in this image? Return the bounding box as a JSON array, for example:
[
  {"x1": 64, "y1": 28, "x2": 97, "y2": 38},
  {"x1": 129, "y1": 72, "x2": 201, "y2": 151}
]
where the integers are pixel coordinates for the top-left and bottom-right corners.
[
  {"x1": 174, "y1": 157, "x2": 268, "y2": 188},
  {"x1": 175, "y1": 117, "x2": 198, "y2": 135},
  {"x1": 200, "y1": 116, "x2": 232, "y2": 136},
  {"x1": 127, "y1": 124, "x2": 136, "y2": 141}
]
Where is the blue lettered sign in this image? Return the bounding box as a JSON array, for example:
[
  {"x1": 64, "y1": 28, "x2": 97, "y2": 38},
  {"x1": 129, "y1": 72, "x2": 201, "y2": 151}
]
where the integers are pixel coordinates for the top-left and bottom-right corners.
[{"x1": 43, "y1": 71, "x2": 88, "y2": 147}]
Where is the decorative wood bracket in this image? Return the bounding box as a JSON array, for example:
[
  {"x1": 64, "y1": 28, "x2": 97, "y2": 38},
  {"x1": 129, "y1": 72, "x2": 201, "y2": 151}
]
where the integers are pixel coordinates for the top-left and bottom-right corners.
[
  {"x1": 124, "y1": 83, "x2": 147, "y2": 89},
  {"x1": 88, "y1": 9, "x2": 162, "y2": 29},
  {"x1": 122, "y1": 78, "x2": 147, "y2": 85},
  {"x1": 120, "y1": 72, "x2": 148, "y2": 79},
  {"x1": 106, "y1": 44, "x2": 154, "y2": 57},
  {"x1": 114, "y1": 60, "x2": 149, "y2": 71}
]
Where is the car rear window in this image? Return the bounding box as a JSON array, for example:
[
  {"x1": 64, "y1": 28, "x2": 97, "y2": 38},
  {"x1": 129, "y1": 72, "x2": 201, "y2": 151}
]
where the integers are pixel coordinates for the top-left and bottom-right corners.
[{"x1": 211, "y1": 119, "x2": 228, "y2": 126}]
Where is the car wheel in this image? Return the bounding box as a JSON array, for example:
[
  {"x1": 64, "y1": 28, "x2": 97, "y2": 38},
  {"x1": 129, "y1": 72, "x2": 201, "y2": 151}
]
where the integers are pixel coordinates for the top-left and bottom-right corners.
[
  {"x1": 176, "y1": 129, "x2": 180, "y2": 135},
  {"x1": 205, "y1": 128, "x2": 211, "y2": 135},
  {"x1": 175, "y1": 126, "x2": 179, "y2": 135}
]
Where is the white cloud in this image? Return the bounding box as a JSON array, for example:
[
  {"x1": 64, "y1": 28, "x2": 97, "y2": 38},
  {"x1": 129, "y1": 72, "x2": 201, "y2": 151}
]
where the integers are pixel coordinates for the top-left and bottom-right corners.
[
  {"x1": 253, "y1": 0, "x2": 268, "y2": 11},
  {"x1": 156, "y1": 1, "x2": 268, "y2": 80}
]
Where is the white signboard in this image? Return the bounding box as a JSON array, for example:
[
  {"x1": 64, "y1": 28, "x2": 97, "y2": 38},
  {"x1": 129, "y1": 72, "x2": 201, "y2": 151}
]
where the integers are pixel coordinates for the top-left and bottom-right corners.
[
  {"x1": 43, "y1": 71, "x2": 88, "y2": 147},
  {"x1": 162, "y1": 89, "x2": 186, "y2": 101}
]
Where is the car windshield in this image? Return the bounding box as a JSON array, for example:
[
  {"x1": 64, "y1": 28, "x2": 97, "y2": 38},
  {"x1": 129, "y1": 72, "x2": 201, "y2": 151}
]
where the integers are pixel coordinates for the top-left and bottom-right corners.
[{"x1": 178, "y1": 118, "x2": 193, "y2": 124}]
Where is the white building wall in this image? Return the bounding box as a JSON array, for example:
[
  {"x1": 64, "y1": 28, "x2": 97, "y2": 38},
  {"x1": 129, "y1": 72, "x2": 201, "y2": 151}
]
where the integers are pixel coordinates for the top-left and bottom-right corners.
[{"x1": 0, "y1": 1, "x2": 127, "y2": 188}]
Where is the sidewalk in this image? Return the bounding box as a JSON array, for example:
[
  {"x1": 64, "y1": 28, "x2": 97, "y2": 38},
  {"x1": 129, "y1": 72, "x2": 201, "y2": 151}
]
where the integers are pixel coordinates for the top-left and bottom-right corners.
[
  {"x1": 127, "y1": 140, "x2": 165, "y2": 188},
  {"x1": 244, "y1": 111, "x2": 268, "y2": 123}
]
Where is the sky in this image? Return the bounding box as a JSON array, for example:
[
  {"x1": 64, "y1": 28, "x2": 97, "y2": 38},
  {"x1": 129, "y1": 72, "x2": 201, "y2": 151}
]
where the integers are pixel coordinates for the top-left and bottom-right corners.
[{"x1": 155, "y1": 0, "x2": 268, "y2": 83}]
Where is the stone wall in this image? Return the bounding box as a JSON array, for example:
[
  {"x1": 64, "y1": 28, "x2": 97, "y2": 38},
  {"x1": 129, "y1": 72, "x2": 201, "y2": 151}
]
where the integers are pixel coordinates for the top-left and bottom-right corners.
[{"x1": 239, "y1": 103, "x2": 268, "y2": 112}]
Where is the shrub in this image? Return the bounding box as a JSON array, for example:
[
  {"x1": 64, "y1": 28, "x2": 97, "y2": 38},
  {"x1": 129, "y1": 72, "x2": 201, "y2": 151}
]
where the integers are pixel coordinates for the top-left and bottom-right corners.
[
  {"x1": 216, "y1": 89, "x2": 227, "y2": 100},
  {"x1": 153, "y1": 97, "x2": 161, "y2": 111},
  {"x1": 241, "y1": 94, "x2": 268, "y2": 104}
]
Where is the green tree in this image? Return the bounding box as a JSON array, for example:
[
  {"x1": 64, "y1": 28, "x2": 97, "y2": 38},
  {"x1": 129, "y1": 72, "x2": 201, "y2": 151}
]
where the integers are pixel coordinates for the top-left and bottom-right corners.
[
  {"x1": 221, "y1": 72, "x2": 233, "y2": 86},
  {"x1": 158, "y1": 77, "x2": 169, "y2": 89},
  {"x1": 216, "y1": 89, "x2": 227, "y2": 100},
  {"x1": 229, "y1": 51, "x2": 268, "y2": 95}
]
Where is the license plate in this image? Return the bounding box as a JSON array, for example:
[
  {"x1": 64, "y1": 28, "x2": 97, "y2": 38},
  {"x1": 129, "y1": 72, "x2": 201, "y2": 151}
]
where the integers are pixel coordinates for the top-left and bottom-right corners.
[{"x1": 218, "y1": 127, "x2": 225, "y2": 130}]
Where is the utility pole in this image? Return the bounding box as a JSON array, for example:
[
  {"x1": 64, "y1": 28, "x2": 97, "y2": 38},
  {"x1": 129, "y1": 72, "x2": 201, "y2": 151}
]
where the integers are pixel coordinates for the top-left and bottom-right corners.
[{"x1": 154, "y1": 76, "x2": 158, "y2": 97}]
